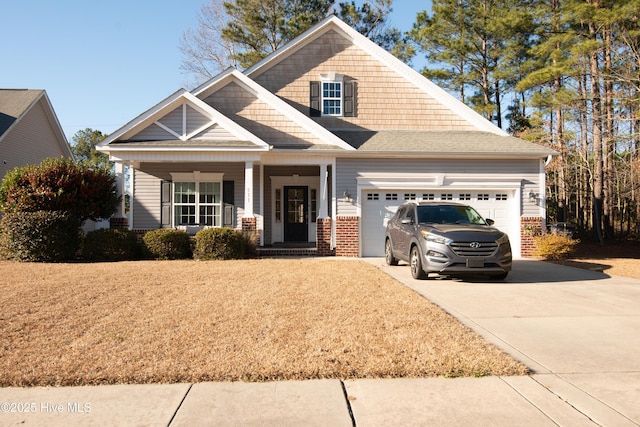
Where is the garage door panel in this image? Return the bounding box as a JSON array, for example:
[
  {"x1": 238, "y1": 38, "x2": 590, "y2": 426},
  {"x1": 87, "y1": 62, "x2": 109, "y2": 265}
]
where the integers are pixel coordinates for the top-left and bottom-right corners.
[{"x1": 362, "y1": 191, "x2": 515, "y2": 257}]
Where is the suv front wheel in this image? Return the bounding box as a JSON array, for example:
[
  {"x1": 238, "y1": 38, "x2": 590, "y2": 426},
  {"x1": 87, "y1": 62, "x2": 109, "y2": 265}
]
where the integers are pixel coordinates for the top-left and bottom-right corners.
[
  {"x1": 410, "y1": 246, "x2": 427, "y2": 279},
  {"x1": 385, "y1": 239, "x2": 398, "y2": 266}
]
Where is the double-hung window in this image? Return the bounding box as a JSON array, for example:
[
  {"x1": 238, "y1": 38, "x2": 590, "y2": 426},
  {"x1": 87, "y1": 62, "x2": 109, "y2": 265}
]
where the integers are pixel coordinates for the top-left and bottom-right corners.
[
  {"x1": 309, "y1": 73, "x2": 355, "y2": 117},
  {"x1": 322, "y1": 81, "x2": 342, "y2": 116},
  {"x1": 171, "y1": 172, "x2": 223, "y2": 227}
]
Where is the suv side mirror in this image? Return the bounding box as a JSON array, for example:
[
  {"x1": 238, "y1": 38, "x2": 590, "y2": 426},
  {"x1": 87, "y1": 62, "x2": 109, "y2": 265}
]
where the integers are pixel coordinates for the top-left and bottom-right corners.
[
  {"x1": 486, "y1": 219, "x2": 495, "y2": 226},
  {"x1": 401, "y1": 218, "x2": 414, "y2": 225}
]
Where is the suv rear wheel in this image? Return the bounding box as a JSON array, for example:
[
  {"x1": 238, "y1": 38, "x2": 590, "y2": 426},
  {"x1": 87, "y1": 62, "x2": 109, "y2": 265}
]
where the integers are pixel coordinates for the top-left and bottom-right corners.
[{"x1": 410, "y1": 246, "x2": 427, "y2": 279}]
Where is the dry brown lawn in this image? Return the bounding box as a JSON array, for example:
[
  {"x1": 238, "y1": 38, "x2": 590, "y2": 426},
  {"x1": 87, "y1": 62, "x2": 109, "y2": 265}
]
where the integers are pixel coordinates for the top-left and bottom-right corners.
[
  {"x1": 0, "y1": 258, "x2": 528, "y2": 387},
  {"x1": 549, "y1": 242, "x2": 640, "y2": 279}
]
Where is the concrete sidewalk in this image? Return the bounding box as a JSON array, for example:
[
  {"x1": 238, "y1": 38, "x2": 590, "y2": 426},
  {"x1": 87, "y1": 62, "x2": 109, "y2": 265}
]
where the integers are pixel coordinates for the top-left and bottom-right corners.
[{"x1": 1, "y1": 260, "x2": 639, "y2": 426}]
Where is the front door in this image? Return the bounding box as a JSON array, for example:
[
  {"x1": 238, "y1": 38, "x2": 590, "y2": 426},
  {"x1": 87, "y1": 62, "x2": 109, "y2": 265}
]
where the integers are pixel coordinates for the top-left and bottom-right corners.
[{"x1": 284, "y1": 186, "x2": 308, "y2": 242}]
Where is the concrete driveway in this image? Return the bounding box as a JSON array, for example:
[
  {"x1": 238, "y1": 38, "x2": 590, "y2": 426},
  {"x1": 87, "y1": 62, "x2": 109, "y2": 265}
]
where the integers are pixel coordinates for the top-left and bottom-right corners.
[{"x1": 364, "y1": 258, "x2": 640, "y2": 426}]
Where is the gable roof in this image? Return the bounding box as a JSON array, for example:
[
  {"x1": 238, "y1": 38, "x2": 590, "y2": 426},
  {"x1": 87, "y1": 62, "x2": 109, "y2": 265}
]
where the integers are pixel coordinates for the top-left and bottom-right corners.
[
  {"x1": 100, "y1": 16, "x2": 555, "y2": 160},
  {"x1": 245, "y1": 15, "x2": 507, "y2": 136},
  {"x1": 193, "y1": 69, "x2": 355, "y2": 150},
  {"x1": 0, "y1": 89, "x2": 72, "y2": 156},
  {"x1": 0, "y1": 89, "x2": 43, "y2": 136},
  {"x1": 98, "y1": 88, "x2": 270, "y2": 152}
]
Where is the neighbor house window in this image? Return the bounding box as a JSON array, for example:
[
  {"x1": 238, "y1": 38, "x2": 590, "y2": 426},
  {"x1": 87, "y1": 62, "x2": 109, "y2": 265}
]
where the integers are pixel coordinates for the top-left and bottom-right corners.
[{"x1": 171, "y1": 172, "x2": 223, "y2": 227}]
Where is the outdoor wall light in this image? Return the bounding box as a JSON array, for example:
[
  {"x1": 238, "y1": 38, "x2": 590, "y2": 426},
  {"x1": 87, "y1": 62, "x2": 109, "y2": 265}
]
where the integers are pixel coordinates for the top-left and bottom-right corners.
[
  {"x1": 529, "y1": 191, "x2": 538, "y2": 202},
  {"x1": 343, "y1": 189, "x2": 352, "y2": 201}
]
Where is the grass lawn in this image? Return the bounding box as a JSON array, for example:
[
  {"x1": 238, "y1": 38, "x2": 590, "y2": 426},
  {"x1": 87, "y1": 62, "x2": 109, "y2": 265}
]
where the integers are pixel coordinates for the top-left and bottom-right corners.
[{"x1": 0, "y1": 258, "x2": 528, "y2": 387}]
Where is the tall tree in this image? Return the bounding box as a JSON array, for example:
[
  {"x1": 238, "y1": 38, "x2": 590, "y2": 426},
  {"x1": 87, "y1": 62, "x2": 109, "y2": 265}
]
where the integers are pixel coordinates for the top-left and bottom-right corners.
[
  {"x1": 71, "y1": 128, "x2": 111, "y2": 171},
  {"x1": 180, "y1": 0, "x2": 409, "y2": 83},
  {"x1": 221, "y1": 0, "x2": 335, "y2": 69},
  {"x1": 338, "y1": 0, "x2": 414, "y2": 62},
  {"x1": 409, "y1": 0, "x2": 531, "y2": 128},
  {"x1": 179, "y1": 0, "x2": 239, "y2": 83}
]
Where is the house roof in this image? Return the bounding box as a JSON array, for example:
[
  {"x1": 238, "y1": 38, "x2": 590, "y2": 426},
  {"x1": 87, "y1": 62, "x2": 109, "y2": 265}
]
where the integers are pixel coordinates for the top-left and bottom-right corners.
[
  {"x1": 333, "y1": 130, "x2": 556, "y2": 156},
  {"x1": 192, "y1": 70, "x2": 355, "y2": 150},
  {"x1": 0, "y1": 89, "x2": 46, "y2": 136},
  {"x1": 100, "y1": 17, "x2": 555, "y2": 161},
  {"x1": 98, "y1": 88, "x2": 270, "y2": 151},
  {"x1": 0, "y1": 89, "x2": 72, "y2": 158},
  {"x1": 245, "y1": 16, "x2": 507, "y2": 136}
]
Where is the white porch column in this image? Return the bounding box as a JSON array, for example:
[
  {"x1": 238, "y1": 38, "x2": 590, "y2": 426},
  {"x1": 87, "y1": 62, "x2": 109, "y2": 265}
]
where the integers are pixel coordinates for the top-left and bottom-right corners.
[
  {"x1": 244, "y1": 161, "x2": 254, "y2": 217},
  {"x1": 114, "y1": 162, "x2": 125, "y2": 218},
  {"x1": 318, "y1": 164, "x2": 329, "y2": 218}
]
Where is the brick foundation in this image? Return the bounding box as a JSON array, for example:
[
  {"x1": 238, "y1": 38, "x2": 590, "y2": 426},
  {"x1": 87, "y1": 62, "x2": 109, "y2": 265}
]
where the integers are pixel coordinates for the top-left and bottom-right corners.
[
  {"x1": 335, "y1": 216, "x2": 359, "y2": 257},
  {"x1": 241, "y1": 217, "x2": 257, "y2": 233},
  {"x1": 109, "y1": 217, "x2": 128, "y2": 230},
  {"x1": 521, "y1": 217, "x2": 543, "y2": 257},
  {"x1": 316, "y1": 217, "x2": 334, "y2": 256}
]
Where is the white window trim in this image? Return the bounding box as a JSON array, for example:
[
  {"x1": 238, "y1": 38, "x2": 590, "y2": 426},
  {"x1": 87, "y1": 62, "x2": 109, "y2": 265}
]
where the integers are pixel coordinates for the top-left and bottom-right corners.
[
  {"x1": 170, "y1": 172, "x2": 224, "y2": 228},
  {"x1": 320, "y1": 73, "x2": 344, "y2": 117}
]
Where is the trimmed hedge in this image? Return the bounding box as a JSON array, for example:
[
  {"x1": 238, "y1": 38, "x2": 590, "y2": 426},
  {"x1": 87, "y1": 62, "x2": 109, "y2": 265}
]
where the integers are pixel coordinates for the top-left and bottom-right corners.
[
  {"x1": 82, "y1": 228, "x2": 139, "y2": 261},
  {"x1": 194, "y1": 228, "x2": 248, "y2": 260},
  {"x1": 0, "y1": 211, "x2": 82, "y2": 262},
  {"x1": 142, "y1": 229, "x2": 191, "y2": 260},
  {"x1": 533, "y1": 233, "x2": 579, "y2": 260}
]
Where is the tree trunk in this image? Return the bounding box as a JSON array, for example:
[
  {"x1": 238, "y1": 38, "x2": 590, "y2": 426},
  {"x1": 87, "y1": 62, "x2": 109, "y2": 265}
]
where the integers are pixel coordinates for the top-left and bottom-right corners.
[{"x1": 590, "y1": 31, "x2": 605, "y2": 245}]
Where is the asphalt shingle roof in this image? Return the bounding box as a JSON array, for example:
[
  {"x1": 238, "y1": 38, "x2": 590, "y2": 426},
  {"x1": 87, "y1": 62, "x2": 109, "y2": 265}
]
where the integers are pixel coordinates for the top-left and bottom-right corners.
[
  {"x1": 0, "y1": 89, "x2": 42, "y2": 137},
  {"x1": 332, "y1": 130, "x2": 556, "y2": 156}
]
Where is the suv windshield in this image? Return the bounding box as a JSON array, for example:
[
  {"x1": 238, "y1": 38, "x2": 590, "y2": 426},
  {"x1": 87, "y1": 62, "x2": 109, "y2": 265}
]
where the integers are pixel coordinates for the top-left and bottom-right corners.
[{"x1": 416, "y1": 205, "x2": 486, "y2": 225}]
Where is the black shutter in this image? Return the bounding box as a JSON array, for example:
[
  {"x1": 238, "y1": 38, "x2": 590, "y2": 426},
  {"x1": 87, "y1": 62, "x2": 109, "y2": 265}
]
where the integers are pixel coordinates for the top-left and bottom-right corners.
[
  {"x1": 344, "y1": 81, "x2": 356, "y2": 117},
  {"x1": 309, "y1": 81, "x2": 321, "y2": 117},
  {"x1": 160, "y1": 180, "x2": 172, "y2": 227}
]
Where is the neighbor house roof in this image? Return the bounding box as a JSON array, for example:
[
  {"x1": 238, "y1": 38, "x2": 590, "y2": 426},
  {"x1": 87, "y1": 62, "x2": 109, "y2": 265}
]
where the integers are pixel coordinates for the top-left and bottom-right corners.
[
  {"x1": 0, "y1": 89, "x2": 72, "y2": 157},
  {"x1": 0, "y1": 89, "x2": 48, "y2": 136}
]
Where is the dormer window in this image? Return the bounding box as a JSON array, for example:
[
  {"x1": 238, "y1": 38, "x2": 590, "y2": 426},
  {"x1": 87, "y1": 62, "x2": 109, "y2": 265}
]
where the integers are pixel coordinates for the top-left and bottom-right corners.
[{"x1": 310, "y1": 73, "x2": 356, "y2": 118}]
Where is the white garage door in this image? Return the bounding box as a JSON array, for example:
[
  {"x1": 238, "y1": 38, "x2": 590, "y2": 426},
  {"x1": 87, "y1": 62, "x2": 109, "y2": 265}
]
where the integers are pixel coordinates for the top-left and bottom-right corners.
[{"x1": 361, "y1": 190, "x2": 514, "y2": 257}]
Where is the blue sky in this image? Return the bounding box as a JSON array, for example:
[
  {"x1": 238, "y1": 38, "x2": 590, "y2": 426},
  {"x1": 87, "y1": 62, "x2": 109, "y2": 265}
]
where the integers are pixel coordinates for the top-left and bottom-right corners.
[{"x1": 1, "y1": 1, "x2": 431, "y2": 141}]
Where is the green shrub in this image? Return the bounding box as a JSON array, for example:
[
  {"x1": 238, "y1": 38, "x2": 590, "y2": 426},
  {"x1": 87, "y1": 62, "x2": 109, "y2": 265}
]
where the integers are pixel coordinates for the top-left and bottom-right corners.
[
  {"x1": 533, "y1": 233, "x2": 579, "y2": 260},
  {"x1": 0, "y1": 211, "x2": 82, "y2": 262},
  {"x1": 142, "y1": 229, "x2": 191, "y2": 260},
  {"x1": 0, "y1": 157, "x2": 119, "y2": 222},
  {"x1": 194, "y1": 228, "x2": 248, "y2": 260},
  {"x1": 242, "y1": 230, "x2": 258, "y2": 259},
  {"x1": 82, "y1": 228, "x2": 139, "y2": 261}
]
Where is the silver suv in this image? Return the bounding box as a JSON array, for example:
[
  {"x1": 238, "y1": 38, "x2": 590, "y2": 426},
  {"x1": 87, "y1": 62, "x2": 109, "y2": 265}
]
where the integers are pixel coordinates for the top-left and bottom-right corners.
[{"x1": 384, "y1": 202, "x2": 512, "y2": 280}]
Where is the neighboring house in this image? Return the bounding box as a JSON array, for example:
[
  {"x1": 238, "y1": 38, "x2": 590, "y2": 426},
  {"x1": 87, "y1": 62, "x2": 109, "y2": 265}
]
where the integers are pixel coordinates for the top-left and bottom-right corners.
[
  {"x1": 98, "y1": 16, "x2": 555, "y2": 258},
  {"x1": 0, "y1": 89, "x2": 73, "y2": 179}
]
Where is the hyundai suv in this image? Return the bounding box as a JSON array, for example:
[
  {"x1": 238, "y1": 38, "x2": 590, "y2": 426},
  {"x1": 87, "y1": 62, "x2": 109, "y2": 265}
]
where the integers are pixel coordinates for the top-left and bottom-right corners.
[{"x1": 384, "y1": 202, "x2": 512, "y2": 280}]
